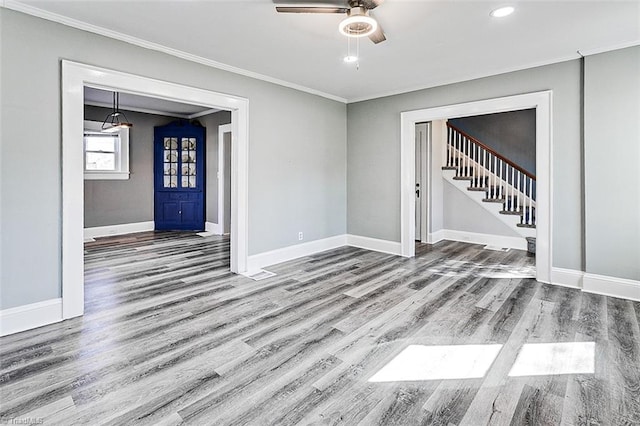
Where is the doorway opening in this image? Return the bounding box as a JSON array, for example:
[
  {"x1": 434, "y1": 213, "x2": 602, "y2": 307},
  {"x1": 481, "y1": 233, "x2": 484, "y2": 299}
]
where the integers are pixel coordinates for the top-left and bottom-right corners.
[
  {"x1": 414, "y1": 122, "x2": 430, "y2": 243},
  {"x1": 402, "y1": 91, "x2": 552, "y2": 284},
  {"x1": 217, "y1": 124, "x2": 233, "y2": 236},
  {"x1": 62, "y1": 61, "x2": 249, "y2": 319}
]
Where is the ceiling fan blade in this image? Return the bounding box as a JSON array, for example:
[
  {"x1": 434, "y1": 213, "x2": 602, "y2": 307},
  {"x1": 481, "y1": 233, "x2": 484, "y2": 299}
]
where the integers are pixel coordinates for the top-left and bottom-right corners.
[
  {"x1": 275, "y1": 6, "x2": 348, "y2": 13},
  {"x1": 368, "y1": 17, "x2": 386, "y2": 44},
  {"x1": 361, "y1": 0, "x2": 384, "y2": 10}
]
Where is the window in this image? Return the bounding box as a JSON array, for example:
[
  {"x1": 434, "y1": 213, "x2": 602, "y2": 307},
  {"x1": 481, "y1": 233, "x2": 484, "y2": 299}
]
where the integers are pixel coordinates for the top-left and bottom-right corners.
[{"x1": 84, "y1": 120, "x2": 130, "y2": 180}]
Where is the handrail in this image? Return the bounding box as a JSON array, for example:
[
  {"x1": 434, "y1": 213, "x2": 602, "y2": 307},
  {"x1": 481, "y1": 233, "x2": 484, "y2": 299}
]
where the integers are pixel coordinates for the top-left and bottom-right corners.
[{"x1": 447, "y1": 123, "x2": 536, "y2": 180}]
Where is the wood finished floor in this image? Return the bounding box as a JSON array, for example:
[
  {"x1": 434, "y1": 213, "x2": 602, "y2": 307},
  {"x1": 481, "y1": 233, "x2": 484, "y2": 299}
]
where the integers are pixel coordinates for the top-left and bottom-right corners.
[{"x1": 1, "y1": 232, "x2": 639, "y2": 425}]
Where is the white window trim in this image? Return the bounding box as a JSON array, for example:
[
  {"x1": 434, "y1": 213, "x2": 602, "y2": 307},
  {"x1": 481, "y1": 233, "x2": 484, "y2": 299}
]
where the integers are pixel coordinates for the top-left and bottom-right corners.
[{"x1": 83, "y1": 120, "x2": 130, "y2": 180}]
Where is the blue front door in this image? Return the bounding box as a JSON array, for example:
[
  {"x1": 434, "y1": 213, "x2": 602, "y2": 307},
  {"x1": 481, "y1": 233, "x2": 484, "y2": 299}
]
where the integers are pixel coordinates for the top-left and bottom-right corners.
[{"x1": 154, "y1": 121, "x2": 205, "y2": 231}]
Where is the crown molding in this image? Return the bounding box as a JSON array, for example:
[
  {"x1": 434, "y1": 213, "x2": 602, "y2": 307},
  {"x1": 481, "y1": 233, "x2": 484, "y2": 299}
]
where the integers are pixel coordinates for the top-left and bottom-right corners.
[
  {"x1": 3, "y1": 1, "x2": 637, "y2": 106},
  {"x1": 577, "y1": 40, "x2": 640, "y2": 57},
  {"x1": 1, "y1": 0, "x2": 348, "y2": 104},
  {"x1": 346, "y1": 41, "x2": 640, "y2": 104}
]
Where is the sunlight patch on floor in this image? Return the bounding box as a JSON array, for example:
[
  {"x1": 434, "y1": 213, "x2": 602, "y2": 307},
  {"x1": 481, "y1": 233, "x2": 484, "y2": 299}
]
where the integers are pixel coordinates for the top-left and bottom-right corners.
[
  {"x1": 368, "y1": 344, "x2": 503, "y2": 382},
  {"x1": 508, "y1": 342, "x2": 595, "y2": 377}
]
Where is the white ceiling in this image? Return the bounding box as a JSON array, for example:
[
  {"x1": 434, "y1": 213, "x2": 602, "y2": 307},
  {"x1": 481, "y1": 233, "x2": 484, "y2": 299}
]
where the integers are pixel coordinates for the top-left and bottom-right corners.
[
  {"x1": 84, "y1": 87, "x2": 217, "y2": 117},
  {"x1": 11, "y1": 0, "x2": 640, "y2": 102}
]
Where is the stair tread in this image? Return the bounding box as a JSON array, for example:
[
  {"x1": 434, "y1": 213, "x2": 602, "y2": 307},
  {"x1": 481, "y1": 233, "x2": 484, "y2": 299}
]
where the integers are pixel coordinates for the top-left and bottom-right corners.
[
  {"x1": 453, "y1": 176, "x2": 474, "y2": 181},
  {"x1": 467, "y1": 187, "x2": 487, "y2": 191},
  {"x1": 442, "y1": 166, "x2": 457, "y2": 170},
  {"x1": 482, "y1": 198, "x2": 505, "y2": 203},
  {"x1": 517, "y1": 223, "x2": 536, "y2": 229},
  {"x1": 499, "y1": 210, "x2": 523, "y2": 215}
]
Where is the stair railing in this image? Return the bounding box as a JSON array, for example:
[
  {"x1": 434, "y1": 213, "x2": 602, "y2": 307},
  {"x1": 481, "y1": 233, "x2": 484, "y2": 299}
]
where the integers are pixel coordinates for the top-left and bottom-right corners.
[{"x1": 446, "y1": 123, "x2": 536, "y2": 227}]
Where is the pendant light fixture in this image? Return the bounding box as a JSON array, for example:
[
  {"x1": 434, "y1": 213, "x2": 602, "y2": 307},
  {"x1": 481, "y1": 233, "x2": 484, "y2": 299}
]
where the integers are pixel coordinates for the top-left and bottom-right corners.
[{"x1": 101, "y1": 91, "x2": 133, "y2": 133}]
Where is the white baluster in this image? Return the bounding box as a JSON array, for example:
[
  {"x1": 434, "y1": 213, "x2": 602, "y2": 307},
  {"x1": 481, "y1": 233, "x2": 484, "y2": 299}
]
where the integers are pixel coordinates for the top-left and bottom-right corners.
[
  {"x1": 447, "y1": 127, "x2": 450, "y2": 167},
  {"x1": 482, "y1": 149, "x2": 486, "y2": 189},
  {"x1": 491, "y1": 155, "x2": 498, "y2": 198},
  {"x1": 528, "y1": 177, "x2": 534, "y2": 226},
  {"x1": 523, "y1": 178, "x2": 528, "y2": 224},
  {"x1": 462, "y1": 136, "x2": 466, "y2": 176},
  {"x1": 466, "y1": 137, "x2": 470, "y2": 177},
  {"x1": 510, "y1": 166, "x2": 515, "y2": 211},
  {"x1": 516, "y1": 170, "x2": 520, "y2": 212},
  {"x1": 450, "y1": 128, "x2": 454, "y2": 167},
  {"x1": 497, "y1": 159, "x2": 502, "y2": 199},
  {"x1": 471, "y1": 144, "x2": 478, "y2": 188},
  {"x1": 456, "y1": 133, "x2": 462, "y2": 176}
]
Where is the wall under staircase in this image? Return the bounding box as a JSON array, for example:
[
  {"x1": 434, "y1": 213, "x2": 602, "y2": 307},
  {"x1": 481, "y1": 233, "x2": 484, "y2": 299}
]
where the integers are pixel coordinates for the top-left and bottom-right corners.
[{"x1": 439, "y1": 123, "x2": 536, "y2": 250}]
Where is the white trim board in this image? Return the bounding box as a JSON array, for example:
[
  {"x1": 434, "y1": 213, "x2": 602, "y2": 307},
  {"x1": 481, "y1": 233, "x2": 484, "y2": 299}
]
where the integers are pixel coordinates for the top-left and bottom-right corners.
[
  {"x1": 62, "y1": 60, "x2": 250, "y2": 320},
  {"x1": 1, "y1": 0, "x2": 346, "y2": 104},
  {"x1": 205, "y1": 221, "x2": 223, "y2": 235},
  {"x1": 0, "y1": 298, "x2": 63, "y2": 336},
  {"x1": 400, "y1": 91, "x2": 552, "y2": 285},
  {"x1": 346, "y1": 234, "x2": 402, "y2": 256},
  {"x1": 84, "y1": 221, "x2": 155, "y2": 239},
  {"x1": 247, "y1": 235, "x2": 347, "y2": 271},
  {"x1": 430, "y1": 229, "x2": 527, "y2": 251},
  {"x1": 583, "y1": 273, "x2": 640, "y2": 302},
  {"x1": 550, "y1": 267, "x2": 584, "y2": 289}
]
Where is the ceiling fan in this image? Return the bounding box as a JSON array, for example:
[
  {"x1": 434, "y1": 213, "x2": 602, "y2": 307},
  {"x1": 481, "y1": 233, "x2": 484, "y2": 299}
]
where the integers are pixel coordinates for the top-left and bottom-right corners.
[{"x1": 275, "y1": 0, "x2": 386, "y2": 44}]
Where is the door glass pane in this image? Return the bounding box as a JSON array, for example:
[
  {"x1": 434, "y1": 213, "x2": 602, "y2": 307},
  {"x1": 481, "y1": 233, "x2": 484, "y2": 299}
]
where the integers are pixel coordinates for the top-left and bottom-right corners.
[
  {"x1": 163, "y1": 137, "x2": 178, "y2": 188},
  {"x1": 181, "y1": 137, "x2": 196, "y2": 188}
]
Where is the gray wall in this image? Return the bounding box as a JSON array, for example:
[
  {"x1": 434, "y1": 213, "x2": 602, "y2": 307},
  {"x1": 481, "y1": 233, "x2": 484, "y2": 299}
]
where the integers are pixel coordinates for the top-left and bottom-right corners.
[
  {"x1": 200, "y1": 111, "x2": 232, "y2": 224},
  {"x1": 0, "y1": 9, "x2": 347, "y2": 309},
  {"x1": 584, "y1": 46, "x2": 640, "y2": 281},
  {"x1": 348, "y1": 60, "x2": 582, "y2": 271},
  {"x1": 443, "y1": 181, "x2": 520, "y2": 237},
  {"x1": 83, "y1": 105, "x2": 180, "y2": 227},
  {"x1": 449, "y1": 109, "x2": 536, "y2": 176}
]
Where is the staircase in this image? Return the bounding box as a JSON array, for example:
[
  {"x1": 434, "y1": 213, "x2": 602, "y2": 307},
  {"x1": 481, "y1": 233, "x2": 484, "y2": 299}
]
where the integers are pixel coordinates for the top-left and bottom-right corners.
[{"x1": 442, "y1": 123, "x2": 536, "y2": 239}]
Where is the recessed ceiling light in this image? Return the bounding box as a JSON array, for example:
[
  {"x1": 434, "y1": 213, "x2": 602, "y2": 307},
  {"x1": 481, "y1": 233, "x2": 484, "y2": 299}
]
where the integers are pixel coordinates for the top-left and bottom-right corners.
[
  {"x1": 490, "y1": 6, "x2": 514, "y2": 18},
  {"x1": 343, "y1": 55, "x2": 358, "y2": 63}
]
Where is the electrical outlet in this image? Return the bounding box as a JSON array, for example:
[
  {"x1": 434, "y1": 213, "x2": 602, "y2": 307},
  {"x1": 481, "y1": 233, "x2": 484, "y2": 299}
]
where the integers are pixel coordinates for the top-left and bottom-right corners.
[{"x1": 298, "y1": 232, "x2": 304, "y2": 241}]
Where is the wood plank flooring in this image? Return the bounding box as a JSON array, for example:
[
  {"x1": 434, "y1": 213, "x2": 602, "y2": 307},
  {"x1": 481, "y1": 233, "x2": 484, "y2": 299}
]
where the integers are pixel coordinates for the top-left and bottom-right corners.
[{"x1": 1, "y1": 231, "x2": 639, "y2": 425}]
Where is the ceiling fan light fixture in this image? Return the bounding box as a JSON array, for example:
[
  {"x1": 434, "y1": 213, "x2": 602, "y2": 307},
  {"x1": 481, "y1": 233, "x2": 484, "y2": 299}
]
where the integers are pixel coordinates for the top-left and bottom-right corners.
[
  {"x1": 339, "y1": 7, "x2": 377, "y2": 38},
  {"x1": 490, "y1": 6, "x2": 514, "y2": 18}
]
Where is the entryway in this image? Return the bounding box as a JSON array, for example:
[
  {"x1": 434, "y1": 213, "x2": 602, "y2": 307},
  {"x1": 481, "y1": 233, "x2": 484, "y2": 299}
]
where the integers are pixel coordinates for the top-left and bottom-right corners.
[
  {"x1": 62, "y1": 61, "x2": 249, "y2": 320},
  {"x1": 401, "y1": 91, "x2": 552, "y2": 284}
]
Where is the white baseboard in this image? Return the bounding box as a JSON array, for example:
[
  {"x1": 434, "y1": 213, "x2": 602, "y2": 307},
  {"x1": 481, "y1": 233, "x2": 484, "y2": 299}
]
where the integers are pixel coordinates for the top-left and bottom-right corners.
[
  {"x1": 346, "y1": 234, "x2": 403, "y2": 256},
  {"x1": 0, "y1": 298, "x2": 63, "y2": 336},
  {"x1": 583, "y1": 273, "x2": 640, "y2": 302},
  {"x1": 205, "y1": 221, "x2": 223, "y2": 235},
  {"x1": 247, "y1": 235, "x2": 348, "y2": 271},
  {"x1": 436, "y1": 229, "x2": 527, "y2": 251},
  {"x1": 550, "y1": 267, "x2": 584, "y2": 289},
  {"x1": 84, "y1": 221, "x2": 155, "y2": 239},
  {"x1": 428, "y1": 230, "x2": 446, "y2": 244}
]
